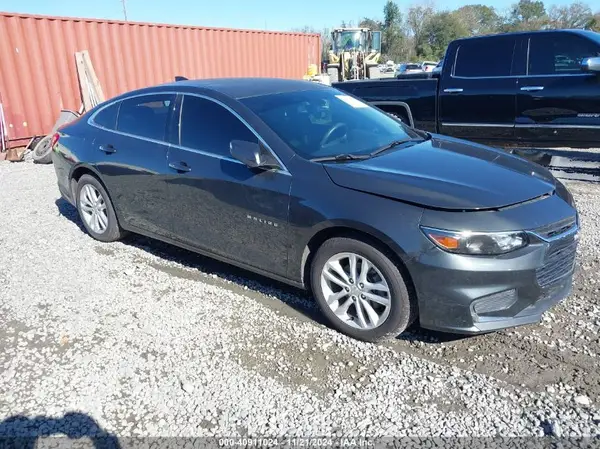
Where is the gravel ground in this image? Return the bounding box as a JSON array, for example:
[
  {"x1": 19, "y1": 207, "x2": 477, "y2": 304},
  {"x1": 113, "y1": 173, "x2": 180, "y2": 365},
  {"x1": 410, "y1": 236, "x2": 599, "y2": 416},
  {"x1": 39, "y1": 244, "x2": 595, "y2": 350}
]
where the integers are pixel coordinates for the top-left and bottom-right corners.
[{"x1": 0, "y1": 161, "x2": 599, "y2": 440}]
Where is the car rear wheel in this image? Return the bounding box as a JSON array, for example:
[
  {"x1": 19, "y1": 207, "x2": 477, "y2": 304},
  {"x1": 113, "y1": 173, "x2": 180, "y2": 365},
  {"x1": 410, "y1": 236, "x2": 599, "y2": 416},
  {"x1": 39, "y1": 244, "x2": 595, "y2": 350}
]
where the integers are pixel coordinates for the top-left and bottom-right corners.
[
  {"x1": 310, "y1": 237, "x2": 415, "y2": 342},
  {"x1": 76, "y1": 174, "x2": 124, "y2": 242}
]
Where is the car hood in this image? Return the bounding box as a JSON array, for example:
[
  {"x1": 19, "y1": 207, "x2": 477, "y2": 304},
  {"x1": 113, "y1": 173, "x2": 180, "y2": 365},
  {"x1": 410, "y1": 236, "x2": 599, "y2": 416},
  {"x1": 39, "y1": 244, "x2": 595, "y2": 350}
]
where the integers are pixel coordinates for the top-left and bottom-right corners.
[{"x1": 323, "y1": 134, "x2": 556, "y2": 211}]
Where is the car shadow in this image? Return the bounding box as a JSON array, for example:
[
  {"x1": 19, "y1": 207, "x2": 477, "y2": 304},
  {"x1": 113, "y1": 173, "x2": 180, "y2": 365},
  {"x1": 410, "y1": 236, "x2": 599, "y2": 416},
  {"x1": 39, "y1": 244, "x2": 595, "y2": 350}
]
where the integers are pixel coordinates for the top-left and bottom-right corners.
[
  {"x1": 56, "y1": 197, "x2": 465, "y2": 344},
  {"x1": 0, "y1": 412, "x2": 121, "y2": 449}
]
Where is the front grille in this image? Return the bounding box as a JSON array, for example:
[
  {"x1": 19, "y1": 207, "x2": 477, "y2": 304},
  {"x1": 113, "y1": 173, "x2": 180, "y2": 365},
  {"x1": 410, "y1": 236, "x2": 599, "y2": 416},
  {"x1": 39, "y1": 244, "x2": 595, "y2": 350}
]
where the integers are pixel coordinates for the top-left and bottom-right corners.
[
  {"x1": 536, "y1": 235, "x2": 577, "y2": 288},
  {"x1": 533, "y1": 216, "x2": 577, "y2": 240}
]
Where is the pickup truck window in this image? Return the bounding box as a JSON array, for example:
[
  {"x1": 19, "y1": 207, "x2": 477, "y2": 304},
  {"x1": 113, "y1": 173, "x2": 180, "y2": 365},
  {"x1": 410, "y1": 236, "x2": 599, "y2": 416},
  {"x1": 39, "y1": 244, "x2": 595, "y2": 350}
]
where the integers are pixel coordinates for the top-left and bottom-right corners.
[
  {"x1": 454, "y1": 37, "x2": 515, "y2": 78},
  {"x1": 528, "y1": 34, "x2": 600, "y2": 75}
]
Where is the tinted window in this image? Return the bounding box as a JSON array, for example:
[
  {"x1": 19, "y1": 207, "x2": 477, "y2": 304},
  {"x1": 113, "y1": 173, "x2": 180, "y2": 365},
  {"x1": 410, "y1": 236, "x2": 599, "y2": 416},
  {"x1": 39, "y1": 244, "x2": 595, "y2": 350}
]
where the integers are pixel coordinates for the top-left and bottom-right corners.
[
  {"x1": 93, "y1": 102, "x2": 120, "y2": 130},
  {"x1": 241, "y1": 89, "x2": 422, "y2": 160},
  {"x1": 528, "y1": 33, "x2": 600, "y2": 75},
  {"x1": 179, "y1": 95, "x2": 257, "y2": 157},
  {"x1": 454, "y1": 38, "x2": 515, "y2": 77},
  {"x1": 116, "y1": 94, "x2": 175, "y2": 141}
]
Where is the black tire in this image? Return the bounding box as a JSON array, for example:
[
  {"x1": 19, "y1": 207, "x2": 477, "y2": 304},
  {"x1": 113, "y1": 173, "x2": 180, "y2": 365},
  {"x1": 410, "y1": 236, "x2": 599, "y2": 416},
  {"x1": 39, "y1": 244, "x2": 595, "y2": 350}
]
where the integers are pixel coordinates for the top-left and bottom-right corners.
[
  {"x1": 32, "y1": 135, "x2": 53, "y2": 164},
  {"x1": 75, "y1": 174, "x2": 124, "y2": 242},
  {"x1": 310, "y1": 237, "x2": 415, "y2": 343}
]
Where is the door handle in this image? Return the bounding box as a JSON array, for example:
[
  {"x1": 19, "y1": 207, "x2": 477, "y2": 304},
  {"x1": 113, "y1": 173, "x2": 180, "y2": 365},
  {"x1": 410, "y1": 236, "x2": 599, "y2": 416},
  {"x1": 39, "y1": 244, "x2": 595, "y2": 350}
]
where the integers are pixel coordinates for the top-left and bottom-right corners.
[
  {"x1": 99, "y1": 144, "x2": 116, "y2": 154},
  {"x1": 520, "y1": 86, "x2": 544, "y2": 92},
  {"x1": 443, "y1": 88, "x2": 464, "y2": 93},
  {"x1": 169, "y1": 161, "x2": 191, "y2": 173}
]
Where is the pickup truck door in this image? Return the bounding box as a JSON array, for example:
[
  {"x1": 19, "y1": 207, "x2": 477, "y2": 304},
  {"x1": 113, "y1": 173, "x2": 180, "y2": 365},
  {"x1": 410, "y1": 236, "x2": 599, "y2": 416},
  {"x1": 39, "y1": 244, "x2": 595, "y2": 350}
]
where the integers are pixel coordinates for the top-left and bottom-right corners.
[
  {"x1": 438, "y1": 35, "x2": 518, "y2": 143},
  {"x1": 516, "y1": 32, "x2": 600, "y2": 147}
]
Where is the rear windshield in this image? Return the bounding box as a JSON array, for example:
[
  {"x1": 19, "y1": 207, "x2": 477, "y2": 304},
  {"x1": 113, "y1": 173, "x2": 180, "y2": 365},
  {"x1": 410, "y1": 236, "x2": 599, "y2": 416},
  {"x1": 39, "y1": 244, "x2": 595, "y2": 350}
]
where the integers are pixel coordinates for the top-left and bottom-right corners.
[{"x1": 241, "y1": 89, "x2": 420, "y2": 160}]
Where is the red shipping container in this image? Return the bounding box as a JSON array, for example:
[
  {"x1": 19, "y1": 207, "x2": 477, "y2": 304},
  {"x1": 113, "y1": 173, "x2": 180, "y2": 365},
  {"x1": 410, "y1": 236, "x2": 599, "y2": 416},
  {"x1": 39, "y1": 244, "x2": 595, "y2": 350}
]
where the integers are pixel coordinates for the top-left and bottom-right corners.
[{"x1": 0, "y1": 12, "x2": 321, "y2": 143}]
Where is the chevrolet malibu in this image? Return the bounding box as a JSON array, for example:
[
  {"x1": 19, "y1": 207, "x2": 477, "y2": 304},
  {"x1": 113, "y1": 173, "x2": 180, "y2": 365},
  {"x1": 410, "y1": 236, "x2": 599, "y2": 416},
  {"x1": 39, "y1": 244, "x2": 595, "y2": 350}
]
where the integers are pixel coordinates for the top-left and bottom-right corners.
[{"x1": 51, "y1": 78, "x2": 579, "y2": 342}]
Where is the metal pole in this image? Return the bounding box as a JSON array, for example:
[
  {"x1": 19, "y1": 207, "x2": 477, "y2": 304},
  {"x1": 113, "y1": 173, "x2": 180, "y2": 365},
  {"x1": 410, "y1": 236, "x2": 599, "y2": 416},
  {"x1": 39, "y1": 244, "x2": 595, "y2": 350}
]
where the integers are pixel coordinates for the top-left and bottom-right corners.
[{"x1": 121, "y1": 0, "x2": 128, "y2": 21}]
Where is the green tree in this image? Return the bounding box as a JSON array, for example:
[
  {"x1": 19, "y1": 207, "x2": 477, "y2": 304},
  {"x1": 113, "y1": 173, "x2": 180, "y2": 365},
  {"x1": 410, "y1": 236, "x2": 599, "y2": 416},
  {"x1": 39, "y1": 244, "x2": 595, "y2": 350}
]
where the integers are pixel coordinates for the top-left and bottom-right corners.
[
  {"x1": 588, "y1": 12, "x2": 600, "y2": 30},
  {"x1": 418, "y1": 12, "x2": 470, "y2": 59},
  {"x1": 359, "y1": 17, "x2": 383, "y2": 30},
  {"x1": 407, "y1": 4, "x2": 435, "y2": 54},
  {"x1": 382, "y1": 0, "x2": 405, "y2": 60},
  {"x1": 547, "y1": 2, "x2": 593, "y2": 28},
  {"x1": 507, "y1": 0, "x2": 548, "y2": 30},
  {"x1": 454, "y1": 4, "x2": 501, "y2": 35}
]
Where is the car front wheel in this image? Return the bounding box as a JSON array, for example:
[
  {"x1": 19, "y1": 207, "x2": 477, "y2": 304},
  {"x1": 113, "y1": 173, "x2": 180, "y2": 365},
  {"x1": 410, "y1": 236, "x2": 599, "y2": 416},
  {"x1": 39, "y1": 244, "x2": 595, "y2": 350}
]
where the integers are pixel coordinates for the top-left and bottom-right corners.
[
  {"x1": 76, "y1": 174, "x2": 124, "y2": 242},
  {"x1": 310, "y1": 237, "x2": 415, "y2": 342}
]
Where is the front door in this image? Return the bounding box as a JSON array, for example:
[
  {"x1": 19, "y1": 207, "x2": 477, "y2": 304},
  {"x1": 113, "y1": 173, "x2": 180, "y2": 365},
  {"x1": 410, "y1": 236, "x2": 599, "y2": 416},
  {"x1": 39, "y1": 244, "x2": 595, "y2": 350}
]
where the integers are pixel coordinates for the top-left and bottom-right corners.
[
  {"x1": 516, "y1": 32, "x2": 600, "y2": 147},
  {"x1": 166, "y1": 94, "x2": 291, "y2": 276},
  {"x1": 438, "y1": 35, "x2": 518, "y2": 144},
  {"x1": 90, "y1": 93, "x2": 177, "y2": 238}
]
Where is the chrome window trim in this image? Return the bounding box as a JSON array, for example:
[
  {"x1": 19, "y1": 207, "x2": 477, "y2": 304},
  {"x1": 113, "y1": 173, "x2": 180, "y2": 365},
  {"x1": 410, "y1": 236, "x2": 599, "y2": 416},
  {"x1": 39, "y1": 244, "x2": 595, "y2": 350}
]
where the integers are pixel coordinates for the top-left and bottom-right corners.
[
  {"x1": 526, "y1": 37, "x2": 531, "y2": 76},
  {"x1": 450, "y1": 73, "x2": 591, "y2": 80},
  {"x1": 88, "y1": 91, "x2": 179, "y2": 147},
  {"x1": 441, "y1": 123, "x2": 514, "y2": 128},
  {"x1": 515, "y1": 123, "x2": 600, "y2": 129},
  {"x1": 87, "y1": 90, "x2": 291, "y2": 176},
  {"x1": 440, "y1": 122, "x2": 600, "y2": 129}
]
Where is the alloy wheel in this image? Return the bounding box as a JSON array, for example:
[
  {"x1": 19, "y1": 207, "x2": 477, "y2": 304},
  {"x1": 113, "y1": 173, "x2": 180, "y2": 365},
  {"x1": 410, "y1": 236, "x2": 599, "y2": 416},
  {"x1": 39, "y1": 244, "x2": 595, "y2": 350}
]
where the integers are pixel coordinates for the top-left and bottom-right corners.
[
  {"x1": 79, "y1": 184, "x2": 109, "y2": 234},
  {"x1": 320, "y1": 252, "x2": 391, "y2": 330}
]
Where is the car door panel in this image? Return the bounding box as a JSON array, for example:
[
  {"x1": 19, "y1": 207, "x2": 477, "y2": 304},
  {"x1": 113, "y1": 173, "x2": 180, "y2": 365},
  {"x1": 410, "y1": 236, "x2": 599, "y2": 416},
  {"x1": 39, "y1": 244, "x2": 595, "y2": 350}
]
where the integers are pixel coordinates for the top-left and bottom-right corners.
[
  {"x1": 516, "y1": 32, "x2": 600, "y2": 146},
  {"x1": 89, "y1": 93, "x2": 177, "y2": 238},
  {"x1": 439, "y1": 35, "x2": 518, "y2": 142},
  {"x1": 166, "y1": 94, "x2": 291, "y2": 276}
]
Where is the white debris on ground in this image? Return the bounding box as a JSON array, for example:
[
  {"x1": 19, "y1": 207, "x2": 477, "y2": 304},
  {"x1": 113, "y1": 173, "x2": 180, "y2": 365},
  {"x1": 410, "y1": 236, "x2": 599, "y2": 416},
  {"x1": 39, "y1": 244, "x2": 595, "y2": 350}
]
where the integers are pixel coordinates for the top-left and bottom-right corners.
[{"x1": 0, "y1": 161, "x2": 598, "y2": 438}]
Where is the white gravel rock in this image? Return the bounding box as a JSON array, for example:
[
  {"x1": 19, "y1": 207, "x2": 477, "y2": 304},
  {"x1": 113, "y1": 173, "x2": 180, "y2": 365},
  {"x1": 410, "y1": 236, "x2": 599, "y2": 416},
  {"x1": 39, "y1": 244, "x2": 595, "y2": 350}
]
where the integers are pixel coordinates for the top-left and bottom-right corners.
[{"x1": 0, "y1": 162, "x2": 599, "y2": 439}]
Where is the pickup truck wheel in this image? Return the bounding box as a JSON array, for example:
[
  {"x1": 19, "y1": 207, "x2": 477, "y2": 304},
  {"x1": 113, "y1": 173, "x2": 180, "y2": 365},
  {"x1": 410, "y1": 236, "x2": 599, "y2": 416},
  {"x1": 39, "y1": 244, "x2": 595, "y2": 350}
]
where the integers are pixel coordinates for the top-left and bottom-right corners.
[{"x1": 310, "y1": 237, "x2": 415, "y2": 343}]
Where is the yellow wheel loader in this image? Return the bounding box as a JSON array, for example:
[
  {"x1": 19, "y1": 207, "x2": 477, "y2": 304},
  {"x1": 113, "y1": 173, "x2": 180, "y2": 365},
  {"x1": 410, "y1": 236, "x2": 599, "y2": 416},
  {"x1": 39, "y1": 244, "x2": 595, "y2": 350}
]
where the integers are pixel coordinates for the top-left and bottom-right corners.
[{"x1": 326, "y1": 28, "x2": 382, "y2": 82}]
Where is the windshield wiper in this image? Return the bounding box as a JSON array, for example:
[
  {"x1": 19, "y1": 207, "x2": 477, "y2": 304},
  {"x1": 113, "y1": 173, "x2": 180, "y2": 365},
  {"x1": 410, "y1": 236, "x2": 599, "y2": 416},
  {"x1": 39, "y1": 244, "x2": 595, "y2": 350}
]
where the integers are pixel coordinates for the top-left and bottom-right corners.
[
  {"x1": 369, "y1": 138, "x2": 424, "y2": 157},
  {"x1": 310, "y1": 153, "x2": 370, "y2": 163}
]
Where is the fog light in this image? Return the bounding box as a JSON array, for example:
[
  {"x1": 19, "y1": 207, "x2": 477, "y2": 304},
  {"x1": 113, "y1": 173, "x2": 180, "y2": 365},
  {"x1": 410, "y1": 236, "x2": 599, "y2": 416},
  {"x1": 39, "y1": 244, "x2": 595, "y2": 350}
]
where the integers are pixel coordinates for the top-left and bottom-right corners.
[{"x1": 472, "y1": 289, "x2": 518, "y2": 315}]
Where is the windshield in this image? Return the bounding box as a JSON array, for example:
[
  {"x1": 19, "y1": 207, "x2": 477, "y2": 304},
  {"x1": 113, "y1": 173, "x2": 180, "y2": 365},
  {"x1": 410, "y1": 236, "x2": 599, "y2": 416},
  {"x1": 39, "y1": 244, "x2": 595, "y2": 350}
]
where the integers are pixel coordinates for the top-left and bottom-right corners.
[
  {"x1": 333, "y1": 31, "x2": 365, "y2": 52},
  {"x1": 241, "y1": 89, "x2": 422, "y2": 160}
]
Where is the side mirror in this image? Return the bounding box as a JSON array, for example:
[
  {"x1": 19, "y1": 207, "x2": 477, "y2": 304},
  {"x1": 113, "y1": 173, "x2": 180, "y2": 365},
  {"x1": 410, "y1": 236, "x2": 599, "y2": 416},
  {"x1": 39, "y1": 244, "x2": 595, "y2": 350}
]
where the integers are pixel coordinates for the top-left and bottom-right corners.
[
  {"x1": 581, "y1": 56, "x2": 600, "y2": 73},
  {"x1": 230, "y1": 139, "x2": 280, "y2": 170}
]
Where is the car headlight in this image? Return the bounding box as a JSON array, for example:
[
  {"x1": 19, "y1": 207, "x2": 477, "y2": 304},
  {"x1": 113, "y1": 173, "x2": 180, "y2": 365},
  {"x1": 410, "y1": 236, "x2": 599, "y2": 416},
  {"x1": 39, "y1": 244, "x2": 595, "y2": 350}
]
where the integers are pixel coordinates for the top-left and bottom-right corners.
[{"x1": 420, "y1": 226, "x2": 529, "y2": 255}]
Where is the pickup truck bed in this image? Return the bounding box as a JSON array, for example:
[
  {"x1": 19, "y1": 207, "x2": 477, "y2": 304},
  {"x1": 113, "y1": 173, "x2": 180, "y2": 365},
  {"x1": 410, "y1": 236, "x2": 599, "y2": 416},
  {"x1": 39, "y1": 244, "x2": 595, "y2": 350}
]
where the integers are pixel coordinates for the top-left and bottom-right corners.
[{"x1": 334, "y1": 77, "x2": 438, "y2": 131}]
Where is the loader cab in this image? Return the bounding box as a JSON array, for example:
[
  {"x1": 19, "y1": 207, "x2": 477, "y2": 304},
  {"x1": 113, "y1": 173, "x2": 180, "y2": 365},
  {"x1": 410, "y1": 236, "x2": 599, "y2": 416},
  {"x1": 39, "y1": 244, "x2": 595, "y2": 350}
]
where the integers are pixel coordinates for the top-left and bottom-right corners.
[{"x1": 327, "y1": 28, "x2": 382, "y2": 82}]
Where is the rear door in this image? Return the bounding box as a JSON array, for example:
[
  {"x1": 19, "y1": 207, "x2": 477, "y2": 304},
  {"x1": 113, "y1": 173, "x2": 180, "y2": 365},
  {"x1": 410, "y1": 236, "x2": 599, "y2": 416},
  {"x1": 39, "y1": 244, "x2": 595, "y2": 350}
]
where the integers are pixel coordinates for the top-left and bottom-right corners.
[
  {"x1": 438, "y1": 35, "x2": 519, "y2": 143},
  {"x1": 516, "y1": 32, "x2": 600, "y2": 147},
  {"x1": 90, "y1": 92, "x2": 177, "y2": 237},
  {"x1": 166, "y1": 94, "x2": 291, "y2": 276}
]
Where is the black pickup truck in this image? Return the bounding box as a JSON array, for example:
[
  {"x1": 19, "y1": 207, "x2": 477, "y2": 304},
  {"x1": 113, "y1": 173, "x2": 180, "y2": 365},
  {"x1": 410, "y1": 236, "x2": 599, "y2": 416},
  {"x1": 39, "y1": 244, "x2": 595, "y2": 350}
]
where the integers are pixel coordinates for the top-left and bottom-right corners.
[{"x1": 334, "y1": 29, "x2": 600, "y2": 149}]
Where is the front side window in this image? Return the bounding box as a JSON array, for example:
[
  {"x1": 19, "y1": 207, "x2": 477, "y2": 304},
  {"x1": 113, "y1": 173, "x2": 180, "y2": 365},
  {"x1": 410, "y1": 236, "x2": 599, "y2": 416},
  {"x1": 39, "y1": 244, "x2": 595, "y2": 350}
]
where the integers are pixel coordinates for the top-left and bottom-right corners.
[
  {"x1": 528, "y1": 33, "x2": 600, "y2": 75},
  {"x1": 116, "y1": 93, "x2": 175, "y2": 142},
  {"x1": 241, "y1": 88, "x2": 422, "y2": 160},
  {"x1": 454, "y1": 37, "x2": 515, "y2": 77},
  {"x1": 179, "y1": 95, "x2": 257, "y2": 158}
]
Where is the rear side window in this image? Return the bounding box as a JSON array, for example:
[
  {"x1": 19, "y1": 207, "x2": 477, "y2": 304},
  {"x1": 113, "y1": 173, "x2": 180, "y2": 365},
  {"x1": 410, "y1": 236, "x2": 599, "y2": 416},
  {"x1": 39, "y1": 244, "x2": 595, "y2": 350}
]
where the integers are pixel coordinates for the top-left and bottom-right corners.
[
  {"x1": 178, "y1": 95, "x2": 257, "y2": 158},
  {"x1": 93, "y1": 102, "x2": 120, "y2": 130},
  {"x1": 528, "y1": 33, "x2": 600, "y2": 75},
  {"x1": 454, "y1": 38, "x2": 515, "y2": 77},
  {"x1": 116, "y1": 94, "x2": 176, "y2": 142}
]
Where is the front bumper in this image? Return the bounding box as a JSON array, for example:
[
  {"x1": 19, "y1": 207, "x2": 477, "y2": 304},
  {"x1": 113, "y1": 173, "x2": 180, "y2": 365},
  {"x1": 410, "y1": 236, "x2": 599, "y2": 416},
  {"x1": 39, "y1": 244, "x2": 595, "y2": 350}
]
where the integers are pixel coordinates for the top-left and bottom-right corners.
[{"x1": 410, "y1": 224, "x2": 578, "y2": 334}]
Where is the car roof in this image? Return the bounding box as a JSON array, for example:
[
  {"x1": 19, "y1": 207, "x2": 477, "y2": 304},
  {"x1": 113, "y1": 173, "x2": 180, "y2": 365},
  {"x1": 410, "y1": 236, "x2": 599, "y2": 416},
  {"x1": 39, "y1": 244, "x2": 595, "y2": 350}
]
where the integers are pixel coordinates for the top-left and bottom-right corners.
[
  {"x1": 453, "y1": 28, "x2": 599, "y2": 43},
  {"x1": 160, "y1": 77, "x2": 329, "y2": 100}
]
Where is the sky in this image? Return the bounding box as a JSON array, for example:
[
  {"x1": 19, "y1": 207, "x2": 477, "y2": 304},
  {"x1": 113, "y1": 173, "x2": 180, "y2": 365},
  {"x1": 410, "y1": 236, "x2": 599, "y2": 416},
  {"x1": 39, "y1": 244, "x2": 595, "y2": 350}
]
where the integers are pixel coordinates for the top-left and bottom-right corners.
[{"x1": 0, "y1": 0, "x2": 580, "y2": 32}]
